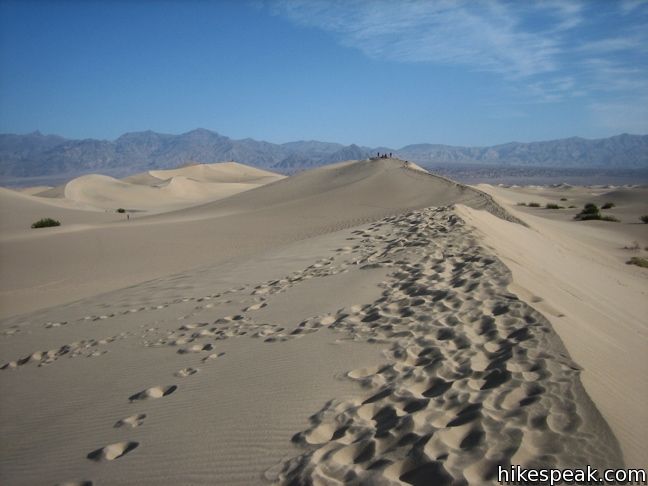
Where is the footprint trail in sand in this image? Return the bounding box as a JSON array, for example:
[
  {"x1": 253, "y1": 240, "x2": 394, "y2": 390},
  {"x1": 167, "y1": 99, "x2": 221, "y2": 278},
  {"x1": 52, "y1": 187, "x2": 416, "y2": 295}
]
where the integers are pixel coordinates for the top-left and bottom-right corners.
[{"x1": 0, "y1": 206, "x2": 623, "y2": 485}]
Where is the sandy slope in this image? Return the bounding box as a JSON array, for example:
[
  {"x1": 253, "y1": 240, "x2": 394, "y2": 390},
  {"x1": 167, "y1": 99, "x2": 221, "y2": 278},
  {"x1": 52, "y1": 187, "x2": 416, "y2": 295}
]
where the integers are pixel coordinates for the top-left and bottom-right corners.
[
  {"x1": 34, "y1": 162, "x2": 285, "y2": 212},
  {"x1": 457, "y1": 185, "x2": 648, "y2": 467},
  {"x1": 18, "y1": 186, "x2": 53, "y2": 195},
  {"x1": 60, "y1": 174, "x2": 263, "y2": 211},
  {"x1": 148, "y1": 161, "x2": 281, "y2": 184},
  {"x1": 0, "y1": 187, "x2": 119, "y2": 236},
  {"x1": 0, "y1": 159, "x2": 502, "y2": 318},
  {"x1": 0, "y1": 159, "x2": 642, "y2": 485},
  {"x1": 0, "y1": 206, "x2": 623, "y2": 485}
]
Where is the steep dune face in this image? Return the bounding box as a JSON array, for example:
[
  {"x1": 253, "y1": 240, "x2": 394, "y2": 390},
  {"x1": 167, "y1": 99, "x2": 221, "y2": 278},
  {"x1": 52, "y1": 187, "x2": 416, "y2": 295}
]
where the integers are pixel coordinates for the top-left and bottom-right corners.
[{"x1": 0, "y1": 158, "x2": 509, "y2": 317}]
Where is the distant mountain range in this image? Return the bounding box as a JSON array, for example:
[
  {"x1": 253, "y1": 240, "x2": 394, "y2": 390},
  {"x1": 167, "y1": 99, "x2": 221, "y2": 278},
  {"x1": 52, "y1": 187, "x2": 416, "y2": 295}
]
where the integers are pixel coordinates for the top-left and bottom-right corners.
[{"x1": 1, "y1": 129, "x2": 647, "y2": 179}]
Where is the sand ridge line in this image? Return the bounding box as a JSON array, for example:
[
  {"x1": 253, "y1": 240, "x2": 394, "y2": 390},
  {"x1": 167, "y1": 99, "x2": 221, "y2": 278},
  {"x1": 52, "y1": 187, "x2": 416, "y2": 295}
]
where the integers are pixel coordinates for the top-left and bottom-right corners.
[
  {"x1": 263, "y1": 207, "x2": 623, "y2": 484},
  {"x1": 88, "y1": 205, "x2": 623, "y2": 484},
  {"x1": 2, "y1": 203, "x2": 626, "y2": 485}
]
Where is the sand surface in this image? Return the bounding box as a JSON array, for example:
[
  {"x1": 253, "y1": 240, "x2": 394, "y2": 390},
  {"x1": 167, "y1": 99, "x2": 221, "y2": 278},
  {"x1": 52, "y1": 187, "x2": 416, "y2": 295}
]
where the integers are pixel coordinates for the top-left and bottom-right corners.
[
  {"x1": 34, "y1": 162, "x2": 285, "y2": 213},
  {"x1": 457, "y1": 184, "x2": 648, "y2": 467},
  {"x1": 0, "y1": 159, "x2": 644, "y2": 484},
  {"x1": 0, "y1": 159, "x2": 501, "y2": 318}
]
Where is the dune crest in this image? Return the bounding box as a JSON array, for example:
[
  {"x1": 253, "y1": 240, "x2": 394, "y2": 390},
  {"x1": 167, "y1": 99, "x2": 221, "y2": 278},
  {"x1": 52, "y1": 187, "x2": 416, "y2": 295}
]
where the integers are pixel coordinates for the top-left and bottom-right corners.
[
  {"x1": 1, "y1": 157, "x2": 642, "y2": 484},
  {"x1": 28, "y1": 162, "x2": 285, "y2": 212}
]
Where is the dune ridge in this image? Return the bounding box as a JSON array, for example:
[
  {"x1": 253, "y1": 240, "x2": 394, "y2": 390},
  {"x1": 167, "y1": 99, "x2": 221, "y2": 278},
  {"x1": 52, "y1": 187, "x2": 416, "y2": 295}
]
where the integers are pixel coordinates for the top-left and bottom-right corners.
[
  {"x1": 0, "y1": 205, "x2": 623, "y2": 485},
  {"x1": 31, "y1": 162, "x2": 285, "y2": 212},
  {"x1": 0, "y1": 158, "x2": 510, "y2": 318},
  {"x1": 0, "y1": 157, "x2": 640, "y2": 484},
  {"x1": 457, "y1": 186, "x2": 648, "y2": 467}
]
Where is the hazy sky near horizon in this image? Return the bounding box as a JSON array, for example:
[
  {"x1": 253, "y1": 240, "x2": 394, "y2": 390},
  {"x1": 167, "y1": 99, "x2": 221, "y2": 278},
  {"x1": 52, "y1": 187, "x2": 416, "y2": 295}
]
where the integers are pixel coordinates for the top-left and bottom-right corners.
[{"x1": 1, "y1": 0, "x2": 647, "y2": 147}]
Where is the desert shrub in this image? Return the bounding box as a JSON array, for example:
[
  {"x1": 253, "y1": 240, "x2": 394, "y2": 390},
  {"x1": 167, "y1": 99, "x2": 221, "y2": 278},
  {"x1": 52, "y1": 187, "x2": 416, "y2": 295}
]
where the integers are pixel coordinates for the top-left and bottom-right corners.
[
  {"x1": 527, "y1": 202, "x2": 541, "y2": 207},
  {"x1": 31, "y1": 218, "x2": 61, "y2": 229},
  {"x1": 576, "y1": 213, "x2": 601, "y2": 221},
  {"x1": 568, "y1": 205, "x2": 577, "y2": 208},
  {"x1": 573, "y1": 203, "x2": 617, "y2": 222},
  {"x1": 640, "y1": 215, "x2": 648, "y2": 224},
  {"x1": 601, "y1": 202, "x2": 615, "y2": 209},
  {"x1": 545, "y1": 203, "x2": 564, "y2": 209},
  {"x1": 516, "y1": 202, "x2": 527, "y2": 206},
  {"x1": 117, "y1": 208, "x2": 126, "y2": 213},
  {"x1": 624, "y1": 241, "x2": 640, "y2": 250},
  {"x1": 575, "y1": 203, "x2": 599, "y2": 220},
  {"x1": 600, "y1": 215, "x2": 620, "y2": 222},
  {"x1": 627, "y1": 257, "x2": 648, "y2": 268},
  {"x1": 560, "y1": 197, "x2": 568, "y2": 201}
]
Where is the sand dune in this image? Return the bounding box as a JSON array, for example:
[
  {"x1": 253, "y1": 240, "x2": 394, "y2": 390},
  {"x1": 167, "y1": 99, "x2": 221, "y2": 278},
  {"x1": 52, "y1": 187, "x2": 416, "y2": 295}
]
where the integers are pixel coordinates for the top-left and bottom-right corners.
[
  {"x1": 19, "y1": 185, "x2": 53, "y2": 195},
  {"x1": 0, "y1": 159, "x2": 507, "y2": 317},
  {"x1": 458, "y1": 186, "x2": 648, "y2": 467},
  {"x1": 0, "y1": 187, "x2": 118, "y2": 236},
  {"x1": 61, "y1": 173, "x2": 263, "y2": 211},
  {"x1": 148, "y1": 161, "x2": 282, "y2": 184},
  {"x1": 1, "y1": 162, "x2": 285, "y2": 238},
  {"x1": 0, "y1": 205, "x2": 624, "y2": 485},
  {"x1": 0, "y1": 158, "x2": 644, "y2": 484},
  {"x1": 33, "y1": 162, "x2": 285, "y2": 212},
  {"x1": 155, "y1": 158, "x2": 508, "y2": 222},
  {"x1": 599, "y1": 187, "x2": 648, "y2": 206}
]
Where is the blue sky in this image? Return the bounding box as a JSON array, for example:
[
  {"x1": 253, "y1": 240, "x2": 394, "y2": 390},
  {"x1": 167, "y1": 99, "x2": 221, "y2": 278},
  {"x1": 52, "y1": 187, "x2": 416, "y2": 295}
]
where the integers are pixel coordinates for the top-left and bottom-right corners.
[{"x1": 0, "y1": 0, "x2": 647, "y2": 147}]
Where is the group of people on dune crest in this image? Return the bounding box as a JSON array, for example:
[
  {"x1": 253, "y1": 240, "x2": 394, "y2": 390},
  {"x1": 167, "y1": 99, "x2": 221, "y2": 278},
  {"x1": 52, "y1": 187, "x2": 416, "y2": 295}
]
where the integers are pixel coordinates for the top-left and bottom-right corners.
[{"x1": 375, "y1": 152, "x2": 392, "y2": 158}]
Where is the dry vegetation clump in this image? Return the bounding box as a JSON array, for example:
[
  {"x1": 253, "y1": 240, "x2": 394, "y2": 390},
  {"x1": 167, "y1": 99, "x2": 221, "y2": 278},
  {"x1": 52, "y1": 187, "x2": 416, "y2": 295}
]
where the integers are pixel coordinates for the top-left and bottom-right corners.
[
  {"x1": 31, "y1": 218, "x2": 61, "y2": 229},
  {"x1": 574, "y1": 203, "x2": 619, "y2": 222},
  {"x1": 627, "y1": 256, "x2": 648, "y2": 268}
]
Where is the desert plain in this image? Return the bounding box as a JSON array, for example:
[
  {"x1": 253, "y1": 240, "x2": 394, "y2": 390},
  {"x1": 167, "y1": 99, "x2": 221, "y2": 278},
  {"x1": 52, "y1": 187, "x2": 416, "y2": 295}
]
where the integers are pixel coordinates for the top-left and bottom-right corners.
[{"x1": 0, "y1": 158, "x2": 646, "y2": 485}]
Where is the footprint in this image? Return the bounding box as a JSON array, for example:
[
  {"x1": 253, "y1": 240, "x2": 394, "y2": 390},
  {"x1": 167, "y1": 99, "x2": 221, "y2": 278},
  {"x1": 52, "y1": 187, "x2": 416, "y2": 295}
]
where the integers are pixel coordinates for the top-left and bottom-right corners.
[
  {"x1": 177, "y1": 343, "x2": 214, "y2": 354},
  {"x1": 86, "y1": 441, "x2": 139, "y2": 461},
  {"x1": 114, "y1": 413, "x2": 146, "y2": 428},
  {"x1": 244, "y1": 302, "x2": 267, "y2": 312},
  {"x1": 129, "y1": 385, "x2": 177, "y2": 402},
  {"x1": 175, "y1": 367, "x2": 199, "y2": 378}
]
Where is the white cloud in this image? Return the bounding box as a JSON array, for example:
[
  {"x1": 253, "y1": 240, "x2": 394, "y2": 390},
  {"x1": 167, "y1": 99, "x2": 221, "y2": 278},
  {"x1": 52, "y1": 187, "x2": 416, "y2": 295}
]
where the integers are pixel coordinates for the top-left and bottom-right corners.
[
  {"x1": 620, "y1": 0, "x2": 648, "y2": 13},
  {"x1": 272, "y1": 0, "x2": 564, "y2": 77},
  {"x1": 270, "y1": 0, "x2": 648, "y2": 108}
]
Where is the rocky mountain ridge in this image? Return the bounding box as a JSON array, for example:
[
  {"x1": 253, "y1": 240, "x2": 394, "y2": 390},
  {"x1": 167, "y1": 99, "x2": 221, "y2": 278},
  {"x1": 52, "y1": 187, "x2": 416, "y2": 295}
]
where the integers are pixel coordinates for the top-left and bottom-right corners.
[{"x1": 1, "y1": 129, "x2": 646, "y2": 179}]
